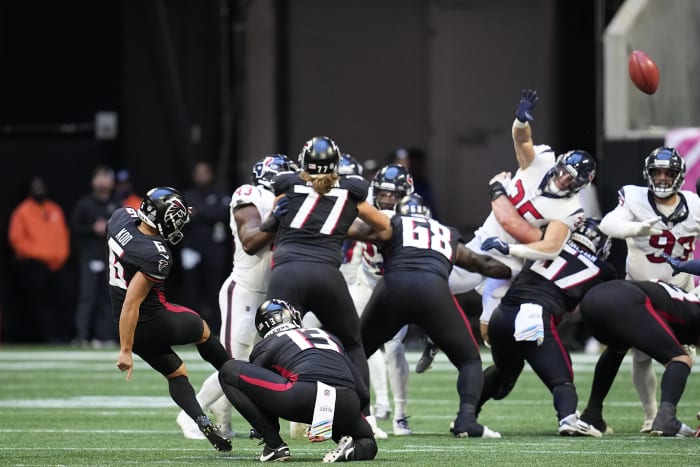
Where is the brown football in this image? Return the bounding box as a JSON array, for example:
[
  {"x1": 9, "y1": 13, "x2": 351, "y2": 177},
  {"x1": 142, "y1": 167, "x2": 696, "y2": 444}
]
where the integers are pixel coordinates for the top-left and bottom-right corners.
[{"x1": 628, "y1": 50, "x2": 659, "y2": 95}]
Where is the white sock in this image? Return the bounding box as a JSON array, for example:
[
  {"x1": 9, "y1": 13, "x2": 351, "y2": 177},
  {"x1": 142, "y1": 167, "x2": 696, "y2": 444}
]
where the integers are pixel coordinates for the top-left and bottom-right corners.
[
  {"x1": 368, "y1": 350, "x2": 390, "y2": 409},
  {"x1": 196, "y1": 371, "x2": 225, "y2": 409},
  {"x1": 385, "y1": 338, "x2": 409, "y2": 419},
  {"x1": 632, "y1": 349, "x2": 658, "y2": 420}
]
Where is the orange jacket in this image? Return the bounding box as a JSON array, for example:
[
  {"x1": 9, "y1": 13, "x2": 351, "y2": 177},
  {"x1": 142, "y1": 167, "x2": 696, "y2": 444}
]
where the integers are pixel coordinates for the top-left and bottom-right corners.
[{"x1": 8, "y1": 197, "x2": 71, "y2": 271}]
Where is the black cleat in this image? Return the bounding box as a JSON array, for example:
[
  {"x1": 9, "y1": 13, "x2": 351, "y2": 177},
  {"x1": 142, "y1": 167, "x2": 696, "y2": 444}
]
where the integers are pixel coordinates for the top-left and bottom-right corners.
[
  {"x1": 196, "y1": 415, "x2": 232, "y2": 452},
  {"x1": 416, "y1": 342, "x2": 439, "y2": 374},
  {"x1": 260, "y1": 443, "x2": 290, "y2": 462}
]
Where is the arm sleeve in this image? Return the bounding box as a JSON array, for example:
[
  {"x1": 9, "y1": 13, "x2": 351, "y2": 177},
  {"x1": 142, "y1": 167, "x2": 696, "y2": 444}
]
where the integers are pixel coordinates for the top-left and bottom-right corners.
[{"x1": 673, "y1": 259, "x2": 700, "y2": 276}]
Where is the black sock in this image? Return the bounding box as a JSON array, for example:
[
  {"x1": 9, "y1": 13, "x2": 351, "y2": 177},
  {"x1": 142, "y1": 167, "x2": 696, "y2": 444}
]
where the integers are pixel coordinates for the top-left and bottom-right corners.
[
  {"x1": 457, "y1": 360, "x2": 483, "y2": 409},
  {"x1": 352, "y1": 437, "x2": 378, "y2": 461},
  {"x1": 197, "y1": 335, "x2": 230, "y2": 370},
  {"x1": 552, "y1": 383, "x2": 578, "y2": 420},
  {"x1": 169, "y1": 375, "x2": 204, "y2": 420},
  {"x1": 660, "y1": 361, "x2": 691, "y2": 406},
  {"x1": 586, "y1": 347, "x2": 625, "y2": 411}
]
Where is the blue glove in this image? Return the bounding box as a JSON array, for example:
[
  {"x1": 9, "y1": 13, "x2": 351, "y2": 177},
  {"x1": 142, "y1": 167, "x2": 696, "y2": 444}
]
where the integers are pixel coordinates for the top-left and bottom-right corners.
[
  {"x1": 481, "y1": 237, "x2": 510, "y2": 255},
  {"x1": 660, "y1": 252, "x2": 683, "y2": 276},
  {"x1": 515, "y1": 89, "x2": 539, "y2": 123},
  {"x1": 271, "y1": 196, "x2": 289, "y2": 219}
]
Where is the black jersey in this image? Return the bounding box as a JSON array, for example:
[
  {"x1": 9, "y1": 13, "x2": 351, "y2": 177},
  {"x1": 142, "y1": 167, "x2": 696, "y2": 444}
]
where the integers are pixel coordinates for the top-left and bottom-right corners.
[
  {"x1": 382, "y1": 215, "x2": 462, "y2": 280},
  {"x1": 106, "y1": 207, "x2": 174, "y2": 321},
  {"x1": 249, "y1": 327, "x2": 361, "y2": 390},
  {"x1": 629, "y1": 280, "x2": 700, "y2": 344},
  {"x1": 501, "y1": 240, "x2": 616, "y2": 319},
  {"x1": 270, "y1": 173, "x2": 369, "y2": 267}
]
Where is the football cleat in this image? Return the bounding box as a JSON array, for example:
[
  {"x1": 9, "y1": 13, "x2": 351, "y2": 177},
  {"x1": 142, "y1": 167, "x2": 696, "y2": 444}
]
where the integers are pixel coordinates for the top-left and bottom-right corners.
[
  {"x1": 393, "y1": 417, "x2": 412, "y2": 436},
  {"x1": 323, "y1": 436, "x2": 355, "y2": 463},
  {"x1": 210, "y1": 397, "x2": 235, "y2": 438},
  {"x1": 416, "y1": 342, "x2": 439, "y2": 374},
  {"x1": 640, "y1": 418, "x2": 654, "y2": 433},
  {"x1": 195, "y1": 415, "x2": 232, "y2": 452},
  {"x1": 650, "y1": 403, "x2": 696, "y2": 437},
  {"x1": 450, "y1": 418, "x2": 501, "y2": 438},
  {"x1": 365, "y1": 415, "x2": 388, "y2": 440},
  {"x1": 373, "y1": 404, "x2": 391, "y2": 421},
  {"x1": 176, "y1": 411, "x2": 206, "y2": 440},
  {"x1": 558, "y1": 413, "x2": 602, "y2": 438},
  {"x1": 259, "y1": 443, "x2": 290, "y2": 462},
  {"x1": 579, "y1": 408, "x2": 612, "y2": 434}
]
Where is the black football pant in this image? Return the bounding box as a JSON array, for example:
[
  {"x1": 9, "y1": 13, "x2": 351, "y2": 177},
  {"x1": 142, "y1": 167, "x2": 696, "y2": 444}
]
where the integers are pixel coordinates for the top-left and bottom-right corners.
[{"x1": 219, "y1": 359, "x2": 376, "y2": 458}]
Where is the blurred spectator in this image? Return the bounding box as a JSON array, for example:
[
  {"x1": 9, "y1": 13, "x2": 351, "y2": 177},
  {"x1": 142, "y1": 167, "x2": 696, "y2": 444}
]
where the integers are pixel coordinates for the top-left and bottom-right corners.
[
  {"x1": 181, "y1": 161, "x2": 231, "y2": 335},
  {"x1": 363, "y1": 159, "x2": 380, "y2": 182},
  {"x1": 8, "y1": 176, "x2": 71, "y2": 343},
  {"x1": 115, "y1": 169, "x2": 141, "y2": 210},
  {"x1": 71, "y1": 165, "x2": 119, "y2": 348},
  {"x1": 387, "y1": 147, "x2": 438, "y2": 218}
]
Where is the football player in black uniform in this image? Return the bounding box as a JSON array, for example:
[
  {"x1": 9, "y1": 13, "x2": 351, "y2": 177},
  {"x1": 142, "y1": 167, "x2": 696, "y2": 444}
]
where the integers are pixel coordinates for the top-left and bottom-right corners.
[
  {"x1": 263, "y1": 136, "x2": 391, "y2": 397},
  {"x1": 107, "y1": 187, "x2": 232, "y2": 452},
  {"x1": 477, "y1": 218, "x2": 615, "y2": 437},
  {"x1": 218, "y1": 299, "x2": 377, "y2": 463},
  {"x1": 356, "y1": 194, "x2": 511, "y2": 438},
  {"x1": 579, "y1": 275, "x2": 699, "y2": 437}
]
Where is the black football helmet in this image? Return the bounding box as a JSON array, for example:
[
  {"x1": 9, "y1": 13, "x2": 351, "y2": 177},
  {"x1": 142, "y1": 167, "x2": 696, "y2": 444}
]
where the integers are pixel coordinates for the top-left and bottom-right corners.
[
  {"x1": 298, "y1": 136, "x2": 341, "y2": 175},
  {"x1": 138, "y1": 187, "x2": 190, "y2": 245},
  {"x1": 397, "y1": 193, "x2": 431, "y2": 218},
  {"x1": 338, "y1": 153, "x2": 364, "y2": 176},
  {"x1": 251, "y1": 154, "x2": 297, "y2": 190},
  {"x1": 643, "y1": 147, "x2": 685, "y2": 199},
  {"x1": 255, "y1": 299, "x2": 303, "y2": 339},
  {"x1": 543, "y1": 150, "x2": 596, "y2": 197},
  {"x1": 570, "y1": 217, "x2": 611, "y2": 260},
  {"x1": 371, "y1": 164, "x2": 415, "y2": 210}
]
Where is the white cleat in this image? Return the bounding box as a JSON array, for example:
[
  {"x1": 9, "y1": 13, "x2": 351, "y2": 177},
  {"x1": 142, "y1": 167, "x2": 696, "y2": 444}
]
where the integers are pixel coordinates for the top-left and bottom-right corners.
[
  {"x1": 366, "y1": 415, "x2": 388, "y2": 440},
  {"x1": 176, "y1": 410, "x2": 206, "y2": 440},
  {"x1": 558, "y1": 413, "x2": 602, "y2": 438},
  {"x1": 640, "y1": 418, "x2": 654, "y2": 433}
]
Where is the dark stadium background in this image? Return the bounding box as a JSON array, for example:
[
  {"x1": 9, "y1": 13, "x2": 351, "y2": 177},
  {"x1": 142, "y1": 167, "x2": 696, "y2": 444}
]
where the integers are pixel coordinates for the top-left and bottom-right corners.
[{"x1": 0, "y1": 0, "x2": 651, "y2": 342}]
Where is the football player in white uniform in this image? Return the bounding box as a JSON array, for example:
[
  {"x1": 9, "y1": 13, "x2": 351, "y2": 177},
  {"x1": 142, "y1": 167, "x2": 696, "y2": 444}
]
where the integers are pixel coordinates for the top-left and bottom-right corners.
[
  {"x1": 598, "y1": 146, "x2": 700, "y2": 432},
  {"x1": 177, "y1": 154, "x2": 296, "y2": 439},
  {"x1": 447, "y1": 89, "x2": 591, "y2": 344}
]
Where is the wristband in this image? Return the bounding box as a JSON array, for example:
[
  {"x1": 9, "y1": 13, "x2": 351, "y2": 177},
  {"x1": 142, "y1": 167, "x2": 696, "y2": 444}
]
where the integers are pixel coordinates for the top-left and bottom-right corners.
[
  {"x1": 513, "y1": 118, "x2": 529, "y2": 129},
  {"x1": 488, "y1": 181, "x2": 507, "y2": 201}
]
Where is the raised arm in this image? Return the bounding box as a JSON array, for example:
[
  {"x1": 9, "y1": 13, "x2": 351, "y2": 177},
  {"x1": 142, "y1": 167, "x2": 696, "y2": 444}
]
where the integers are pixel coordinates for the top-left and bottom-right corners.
[
  {"x1": 356, "y1": 200, "x2": 392, "y2": 242},
  {"x1": 513, "y1": 89, "x2": 539, "y2": 170}
]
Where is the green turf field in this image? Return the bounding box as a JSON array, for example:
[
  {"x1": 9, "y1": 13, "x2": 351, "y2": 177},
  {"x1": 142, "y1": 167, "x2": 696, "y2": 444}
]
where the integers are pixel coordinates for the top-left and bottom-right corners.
[{"x1": 0, "y1": 346, "x2": 698, "y2": 466}]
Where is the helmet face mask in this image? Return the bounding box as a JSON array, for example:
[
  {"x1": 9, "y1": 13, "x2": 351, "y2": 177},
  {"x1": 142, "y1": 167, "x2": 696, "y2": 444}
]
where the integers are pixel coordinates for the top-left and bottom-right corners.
[
  {"x1": 251, "y1": 154, "x2": 296, "y2": 190},
  {"x1": 298, "y1": 136, "x2": 341, "y2": 175},
  {"x1": 255, "y1": 299, "x2": 303, "y2": 339},
  {"x1": 371, "y1": 164, "x2": 414, "y2": 210},
  {"x1": 138, "y1": 187, "x2": 190, "y2": 245},
  {"x1": 570, "y1": 217, "x2": 611, "y2": 260},
  {"x1": 544, "y1": 150, "x2": 596, "y2": 197},
  {"x1": 397, "y1": 193, "x2": 431, "y2": 218},
  {"x1": 643, "y1": 147, "x2": 685, "y2": 199}
]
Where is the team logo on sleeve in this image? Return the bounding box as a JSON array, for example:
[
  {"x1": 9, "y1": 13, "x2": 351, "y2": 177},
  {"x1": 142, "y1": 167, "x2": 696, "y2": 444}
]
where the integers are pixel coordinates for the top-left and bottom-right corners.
[{"x1": 158, "y1": 259, "x2": 169, "y2": 272}]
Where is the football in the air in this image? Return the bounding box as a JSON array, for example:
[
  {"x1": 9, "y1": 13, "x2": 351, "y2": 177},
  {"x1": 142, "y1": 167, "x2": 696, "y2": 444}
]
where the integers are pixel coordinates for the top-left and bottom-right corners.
[{"x1": 628, "y1": 50, "x2": 659, "y2": 95}]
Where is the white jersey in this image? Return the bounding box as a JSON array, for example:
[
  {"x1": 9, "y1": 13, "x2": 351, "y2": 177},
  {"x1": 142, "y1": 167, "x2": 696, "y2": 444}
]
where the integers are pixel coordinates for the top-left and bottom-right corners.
[
  {"x1": 471, "y1": 145, "x2": 585, "y2": 269},
  {"x1": 603, "y1": 185, "x2": 700, "y2": 290},
  {"x1": 229, "y1": 183, "x2": 275, "y2": 292},
  {"x1": 355, "y1": 209, "x2": 394, "y2": 288}
]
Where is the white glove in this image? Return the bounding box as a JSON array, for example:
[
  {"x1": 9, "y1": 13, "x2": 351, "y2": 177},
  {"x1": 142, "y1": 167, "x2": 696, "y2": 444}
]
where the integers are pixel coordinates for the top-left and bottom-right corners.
[
  {"x1": 489, "y1": 171, "x2": 512, "y2": 187},
  {"x1": 634, "y1": 216, "x2": 663, "y2": 236}
]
